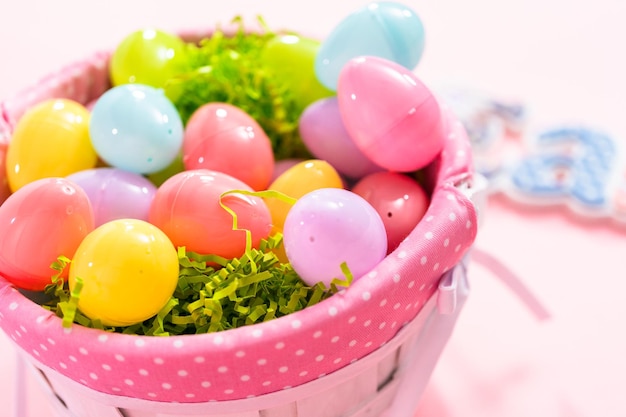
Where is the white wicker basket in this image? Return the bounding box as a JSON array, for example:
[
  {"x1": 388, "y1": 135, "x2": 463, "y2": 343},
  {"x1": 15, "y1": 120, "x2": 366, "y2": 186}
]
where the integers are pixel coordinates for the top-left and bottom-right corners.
[{"x1": 0, "y1": 26, "x2": 480, "y2": 417}]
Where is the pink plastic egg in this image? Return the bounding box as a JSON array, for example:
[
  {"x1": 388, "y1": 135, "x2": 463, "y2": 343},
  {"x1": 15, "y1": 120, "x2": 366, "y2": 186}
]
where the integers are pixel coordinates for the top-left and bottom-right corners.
[
  {"x1": 66, "y1": 168, "x2": 157, "y2": 227},
  {"x1": 183, "y1": 103, "x2": 275, "y2": 191},
  {"x1": 149, "y1": 169, "x2": 272, "y2": 259},
  {"x1": 352, "y1": 172, "x2": 429, "y2": 252},
  {"x1": 337, "y1": 56, "x2": 444, "y2": 172},
  {"x1": 283, "y1": 188, "x2": 387, "y2": 287},
  {"x1": 0, "y1": 178, "x2": 95, "y2": 291},
  {"x1": 299, "y1": 97, "x2": 383, "y2": 179}
]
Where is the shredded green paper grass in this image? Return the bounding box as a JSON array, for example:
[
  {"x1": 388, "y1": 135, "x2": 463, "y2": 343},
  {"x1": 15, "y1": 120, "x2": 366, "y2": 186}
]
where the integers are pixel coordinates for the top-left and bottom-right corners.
[
  {"x1": 42, "y1": 234, "x2": 352, "y2": 336},
  {"x1": 165, "y1": 16, "x2": 310, "y2": 159}
]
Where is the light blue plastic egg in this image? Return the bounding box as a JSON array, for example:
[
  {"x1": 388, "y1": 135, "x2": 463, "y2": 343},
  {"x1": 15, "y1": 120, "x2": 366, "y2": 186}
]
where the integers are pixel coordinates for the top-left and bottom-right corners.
[
  {"x1": 315, "y1": 1, "x2": 425, "y2": 91},
  {"x1": 89, "y1": 84, "x2": 184, "y2": 174}
]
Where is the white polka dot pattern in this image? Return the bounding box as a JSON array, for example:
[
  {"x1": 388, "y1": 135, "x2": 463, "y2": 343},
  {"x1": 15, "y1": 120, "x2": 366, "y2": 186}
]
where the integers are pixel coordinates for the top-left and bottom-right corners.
[{"x1": 0, "y1": 44, "x2": 477, "y2": 403}]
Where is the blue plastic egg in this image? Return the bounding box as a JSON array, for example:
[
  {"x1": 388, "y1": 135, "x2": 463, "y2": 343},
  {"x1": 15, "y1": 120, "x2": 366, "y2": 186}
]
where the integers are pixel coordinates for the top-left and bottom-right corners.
[
  {"x1": 89, "y1": 84, "x2": 184, "y2": 174},
  {"x1": 315, "y1": 1, "x2": 425, "y2": 91}
]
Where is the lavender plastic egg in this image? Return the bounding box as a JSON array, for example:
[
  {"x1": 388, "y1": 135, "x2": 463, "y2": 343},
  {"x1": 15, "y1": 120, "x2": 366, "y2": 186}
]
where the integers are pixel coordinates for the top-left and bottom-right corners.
[
  {"x1": 66, "y1": 168, "x2": 157, "y2": 226},
  {"x1": 283, "y1": 188, "x2": 387, "y2": 287},
  {"x1": 299, "y1": 97, "x2": 383, "y2": 179}
]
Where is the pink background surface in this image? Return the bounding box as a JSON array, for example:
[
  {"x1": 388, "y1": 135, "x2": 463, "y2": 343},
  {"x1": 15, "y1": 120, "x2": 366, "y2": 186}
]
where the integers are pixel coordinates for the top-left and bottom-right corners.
[{"x1": 1, "y1": 0, "x2": 626, "y2": 416}]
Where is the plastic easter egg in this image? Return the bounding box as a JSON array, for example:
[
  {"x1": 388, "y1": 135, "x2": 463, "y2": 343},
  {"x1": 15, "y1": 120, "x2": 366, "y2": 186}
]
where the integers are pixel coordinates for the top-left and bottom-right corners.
[
  {"x1": 283, "y1": 188, "x2": 387, "y2": 287},
  {"x1": 261, "y1": 34, "x2": 334, "y2": 110},
  {"x1": 0, "y1": 138, "x2": 10, "y2": 205},
  {"x1": 110, "y1": 29, "x2": 187, "y2": 88},
  {"x1": 89, "y1": 84, "x2": 184, "y2": 174},
  {"x1": 183, "y1": 103, "x2": 274, "y2": 191},
  {"x1": 149, "y1": 170, "x2": 272, "y2": 259},
  {"x1": 69, "y1": 219, "x2": 179, "y2": 327},
  {"x1": 299, "y1": 97, "x2": 383, "y2": 179},
  {"x1": 0, "y1": 178, "x2": 94, "y2": 291},
  {"x1": 66, "y1": 168, "x2": 157, "y2": 226},
  {"x1": 6, "y1": 99, "x2": 97, "y2": 192},
  {"x1": 337, "y1": 56, "x2": 444, "y2": 172},
  {"x1": 352, "y1": 172, "x2": 429, "y2": 252},
  {"x1": 315, "y1": 1, "x2": 425, "y2": 90},
  {"x1": 265, "y1": 160, "x2": 344, "y2": 232}
]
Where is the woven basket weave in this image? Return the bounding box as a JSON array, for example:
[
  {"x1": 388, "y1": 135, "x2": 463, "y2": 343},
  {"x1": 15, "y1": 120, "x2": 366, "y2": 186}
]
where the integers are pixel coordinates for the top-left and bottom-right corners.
[{"x1": 0, "y1": 28, "x2": 479, "y2": 417}]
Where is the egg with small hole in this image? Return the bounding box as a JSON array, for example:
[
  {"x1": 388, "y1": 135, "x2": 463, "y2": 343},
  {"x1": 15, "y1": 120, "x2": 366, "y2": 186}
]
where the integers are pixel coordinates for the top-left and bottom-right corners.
[
  {"x1": 352, "y1": 171, "x2": 429, "y2": 252},
  {"x1": 283, "y1": 188, "x2": 387, "y2": 287}
]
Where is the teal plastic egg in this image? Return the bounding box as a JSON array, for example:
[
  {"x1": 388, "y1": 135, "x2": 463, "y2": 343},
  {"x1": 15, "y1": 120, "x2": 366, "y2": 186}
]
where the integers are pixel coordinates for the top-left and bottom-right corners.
[
  {"x1": 315, "y1": 1, "x2": 425, "y2": 91},
  {"x1": 89, "y1": 84, "x2": 184, "y2": 174}
]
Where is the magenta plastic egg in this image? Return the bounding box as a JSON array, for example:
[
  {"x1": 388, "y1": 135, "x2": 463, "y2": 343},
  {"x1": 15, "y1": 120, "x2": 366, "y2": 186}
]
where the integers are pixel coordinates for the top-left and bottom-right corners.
[
  {"x1": 0, "y1": 178, "x2": 94, "y2": 291},
  {"x1": 183, "y1": 103, "x2": 275, "y2": 191},
  {"x1": 149, "y1": 169, "x2": 272, "y2": 259},
  {"x1": 283, "y1": 188, "x2": 387, "y2": 287},
  {"x1": 66, "y1": 168, "x2": 157, "y2": 226},
  {"x1": 337, "y1": 56, "x2": 444, "y2": 172},
  {"x1": 352, "y1": 172, "x2": 429, "y2": 252},
  {"x1": 299, "y1": 97, "x2": 383, "y2": 179}
]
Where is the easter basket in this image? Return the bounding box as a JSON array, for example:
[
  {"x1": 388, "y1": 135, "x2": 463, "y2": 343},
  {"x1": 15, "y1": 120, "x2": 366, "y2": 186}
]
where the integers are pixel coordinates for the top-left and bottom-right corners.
[{"x1": 0, "y1": 16, "x2": 480, "y2": 417}]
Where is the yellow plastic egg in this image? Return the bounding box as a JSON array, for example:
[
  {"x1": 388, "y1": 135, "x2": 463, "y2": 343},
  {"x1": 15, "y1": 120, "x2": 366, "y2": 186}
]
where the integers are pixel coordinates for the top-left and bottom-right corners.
[
  {"x1": 265, "y1": 159, "x2": 343, "y2": 233},
  {"x1": 6, "y1": 99, "x2": 97, "y2": 192},
  {"x1": 69, "y1": 219, "x2": 179, "y2": 327}
]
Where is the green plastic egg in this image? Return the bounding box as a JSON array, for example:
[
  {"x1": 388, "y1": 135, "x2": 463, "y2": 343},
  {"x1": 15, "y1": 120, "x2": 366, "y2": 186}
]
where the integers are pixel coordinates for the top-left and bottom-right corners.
[
  {"x1": 261, "y1": 34, "x2": 334, "y2": 111},
  {"x1": 110, "y1": 29, "x2": 188, "y2": 88}
]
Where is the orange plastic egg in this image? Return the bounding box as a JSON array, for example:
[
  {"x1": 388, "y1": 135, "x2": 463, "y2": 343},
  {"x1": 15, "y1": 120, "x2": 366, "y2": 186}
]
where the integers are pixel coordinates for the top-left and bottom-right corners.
[{"x1": 265, "y1": 159, "x2": 344, "y2": 232}]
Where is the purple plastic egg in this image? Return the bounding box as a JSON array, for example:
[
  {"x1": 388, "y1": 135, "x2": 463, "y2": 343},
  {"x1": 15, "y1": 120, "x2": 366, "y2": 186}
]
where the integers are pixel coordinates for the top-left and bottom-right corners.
[
  {"x1": 66, "y1": 168, "x2": 157, "y2": 226},
  {"x1": 283, "y1": 188, "x2": 387, "y2": 287},
  {"x1": 299, "y1": 97, "x2": 383, "y2": 179}
]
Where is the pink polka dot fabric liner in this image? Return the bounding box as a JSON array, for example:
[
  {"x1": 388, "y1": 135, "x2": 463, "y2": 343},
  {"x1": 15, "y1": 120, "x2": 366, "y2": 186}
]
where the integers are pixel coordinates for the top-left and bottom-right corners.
[{"x1": 0, "y1": 51, "x2": 477, "y2": 403}]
